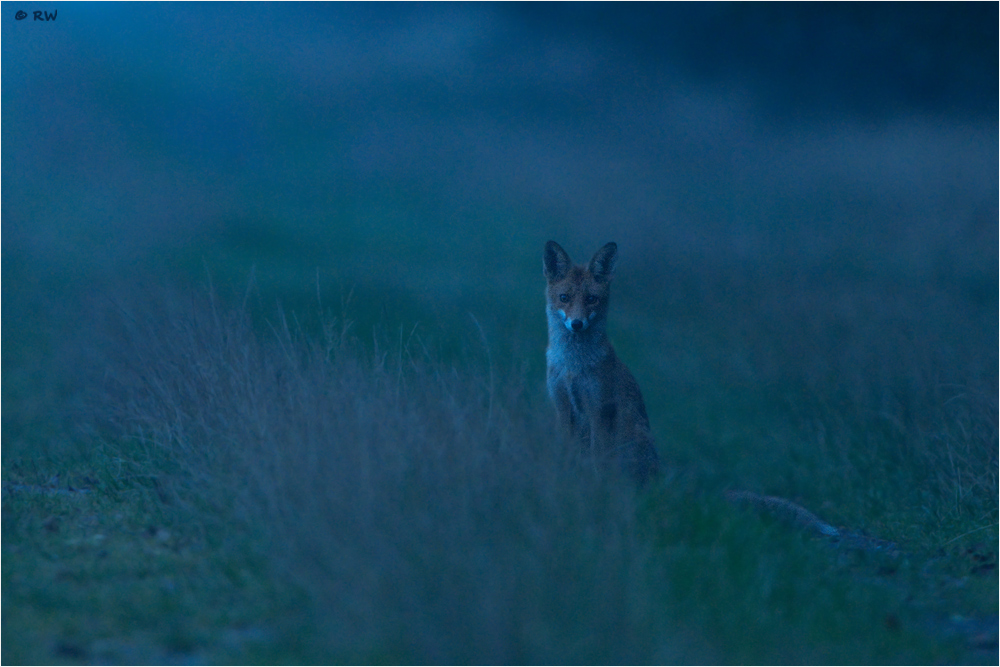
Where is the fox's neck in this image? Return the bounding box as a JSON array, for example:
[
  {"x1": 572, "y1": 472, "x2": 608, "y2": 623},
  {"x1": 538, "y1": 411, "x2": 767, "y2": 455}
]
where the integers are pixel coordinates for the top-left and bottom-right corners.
[{"x1": 545, "y1": 307, "x2": 610, "y2": 369}]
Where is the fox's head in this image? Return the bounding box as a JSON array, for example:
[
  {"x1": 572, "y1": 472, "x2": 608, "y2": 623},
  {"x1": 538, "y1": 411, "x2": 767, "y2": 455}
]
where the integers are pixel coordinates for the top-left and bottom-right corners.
[{"x1": 543, "y1": 241, "x2": 617, "y2": 333}]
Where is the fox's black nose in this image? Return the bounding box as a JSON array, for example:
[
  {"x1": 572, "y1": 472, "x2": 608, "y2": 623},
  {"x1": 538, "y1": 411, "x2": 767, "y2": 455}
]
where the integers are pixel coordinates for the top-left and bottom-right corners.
[{"x1": 571, "y1": 320, "x2": 584, "y2": 332}]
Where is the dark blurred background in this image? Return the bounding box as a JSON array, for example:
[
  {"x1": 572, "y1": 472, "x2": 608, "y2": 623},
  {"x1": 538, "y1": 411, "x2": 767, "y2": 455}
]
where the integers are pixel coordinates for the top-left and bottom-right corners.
[{"x1": 2, "y1": 1, "x2": 997, "y2": 370}]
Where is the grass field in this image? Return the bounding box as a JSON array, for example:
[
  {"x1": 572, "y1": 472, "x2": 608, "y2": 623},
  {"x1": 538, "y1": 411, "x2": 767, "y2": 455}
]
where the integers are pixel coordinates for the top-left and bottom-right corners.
[{"x1": 2, "y1": 183, "x2": 996, "y2": 664}]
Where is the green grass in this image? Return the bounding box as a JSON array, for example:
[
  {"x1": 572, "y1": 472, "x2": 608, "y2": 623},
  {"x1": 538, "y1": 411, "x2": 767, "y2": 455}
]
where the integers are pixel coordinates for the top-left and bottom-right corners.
[
  {"x1": 3, "y1": 196, "x2": 997, "y2": 664},
  {"x1": 1, "y1": 445, "x2": 307, "y2": 664}
]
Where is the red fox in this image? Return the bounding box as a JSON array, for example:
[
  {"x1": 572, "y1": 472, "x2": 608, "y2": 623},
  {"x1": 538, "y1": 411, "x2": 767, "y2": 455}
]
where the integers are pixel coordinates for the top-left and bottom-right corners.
[{"x1": 543, "y1": 241, "x2": 660, "y2": 484}]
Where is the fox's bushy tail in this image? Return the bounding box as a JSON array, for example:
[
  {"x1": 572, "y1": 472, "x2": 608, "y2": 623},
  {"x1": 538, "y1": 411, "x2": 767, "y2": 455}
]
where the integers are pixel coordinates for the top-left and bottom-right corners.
[
  {"x1": 724, "y1": 490, "x2": 900, "y2": 554},
  {"x1": 724, "y1": 490, "x2": 839, "y2": 536}
]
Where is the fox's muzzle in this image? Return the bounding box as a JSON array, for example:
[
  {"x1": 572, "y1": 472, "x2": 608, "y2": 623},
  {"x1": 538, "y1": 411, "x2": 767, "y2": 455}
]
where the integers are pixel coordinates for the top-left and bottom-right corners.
[{"x1": 554, "y1": 308, "x2": 592, "y2": 332}]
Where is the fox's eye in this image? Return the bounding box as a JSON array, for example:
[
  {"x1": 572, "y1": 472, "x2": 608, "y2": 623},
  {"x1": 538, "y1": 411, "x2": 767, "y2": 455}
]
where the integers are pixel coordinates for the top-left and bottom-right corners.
[
  {"x1": 585, "y1": 295, "x2": 598, "y2": 305},
  {"x1": 559, "y1": 294, "x2": 570, "y2": 303}
]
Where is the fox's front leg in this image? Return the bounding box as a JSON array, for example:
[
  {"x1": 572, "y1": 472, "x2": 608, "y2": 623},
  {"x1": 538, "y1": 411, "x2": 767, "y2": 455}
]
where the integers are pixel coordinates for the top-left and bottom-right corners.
[
  {"x1": 592, "y1": 401, "x2": 618, "y2": 456},
  {"x1": 550, "y1": 382, "x2": 577, "y2": 437}
]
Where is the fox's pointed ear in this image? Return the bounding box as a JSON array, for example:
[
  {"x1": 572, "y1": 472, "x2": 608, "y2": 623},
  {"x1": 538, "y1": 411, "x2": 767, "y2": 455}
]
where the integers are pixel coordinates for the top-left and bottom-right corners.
[
  {"x1": 544, "y1": 241, "x2": 572, "y2": 282},
  {"x1": 589, "y1": 242, "x2": 617, "y2": 282}
]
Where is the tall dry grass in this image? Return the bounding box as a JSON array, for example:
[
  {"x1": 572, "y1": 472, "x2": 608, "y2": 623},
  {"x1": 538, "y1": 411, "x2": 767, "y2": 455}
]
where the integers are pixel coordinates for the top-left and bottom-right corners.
[
  {"x1": 84, "y1": 244, "x2": 996, "y2": 663},
  {"x1": 97, "y1": 288, "x2": 691, "y2": 663}
]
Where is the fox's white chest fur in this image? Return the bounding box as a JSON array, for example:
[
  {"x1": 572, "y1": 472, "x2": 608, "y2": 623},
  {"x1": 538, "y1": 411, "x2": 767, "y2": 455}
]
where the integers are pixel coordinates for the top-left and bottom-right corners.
[{"x1": 546, "y1": 307, "x2": 607, "y2": 415}]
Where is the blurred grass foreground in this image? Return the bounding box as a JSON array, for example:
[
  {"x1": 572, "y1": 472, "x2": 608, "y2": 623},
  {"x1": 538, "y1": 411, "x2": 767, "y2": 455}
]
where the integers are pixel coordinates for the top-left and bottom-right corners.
[
  {"x1": 3, "y1": 254, "x2": 996, "y2": 663},
  {"x1": 2, "y1": 3, "x2": 998, "y2": 664}
]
